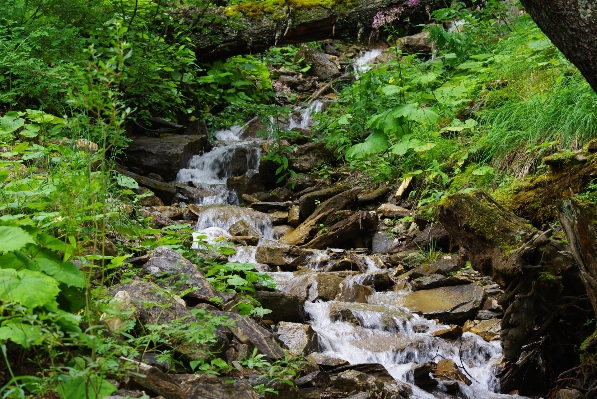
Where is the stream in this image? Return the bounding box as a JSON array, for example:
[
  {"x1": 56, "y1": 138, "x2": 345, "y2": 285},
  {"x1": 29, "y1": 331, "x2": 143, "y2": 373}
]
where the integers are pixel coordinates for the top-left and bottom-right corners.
[{"x1": 173, "y1": 52, "x2": 527, "y2": 399}]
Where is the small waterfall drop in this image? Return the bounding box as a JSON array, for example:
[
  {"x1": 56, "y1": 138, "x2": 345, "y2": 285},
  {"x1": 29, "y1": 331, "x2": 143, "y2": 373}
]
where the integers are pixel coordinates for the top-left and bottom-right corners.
[
  {"x1": 354, "y1": 48, "x2": 383, "y2": 78},
  {"x1": 176, "y1": 125, "x2": 262, "y2": 205},
  {"x1": 288, "y1": 100, "x2": 324, "y2": 130}
]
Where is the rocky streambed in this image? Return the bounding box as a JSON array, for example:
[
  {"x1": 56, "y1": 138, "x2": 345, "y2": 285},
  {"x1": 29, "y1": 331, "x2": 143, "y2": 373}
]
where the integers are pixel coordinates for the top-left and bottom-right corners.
[{"x1": 108, "y1": 44, "x2": 597, "y2": 399}]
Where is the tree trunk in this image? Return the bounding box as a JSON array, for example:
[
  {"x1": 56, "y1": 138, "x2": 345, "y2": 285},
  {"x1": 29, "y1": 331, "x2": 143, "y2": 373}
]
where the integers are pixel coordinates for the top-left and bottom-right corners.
[
  {"x1": 519, "y1": 0, "x2": 597, "y2": 93},
  {"x1": 193, "y1": 0, "x2": 442, "y2": 62}
]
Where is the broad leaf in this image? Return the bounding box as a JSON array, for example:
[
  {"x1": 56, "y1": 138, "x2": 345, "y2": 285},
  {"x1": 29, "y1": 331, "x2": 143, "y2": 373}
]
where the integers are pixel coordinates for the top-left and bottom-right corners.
[
  {"x1": 58, "y1": 375, "x2": 117, "y2": 399},
  {"x1": 0, "y1": 268, "x2": 59, "y2": 308},
  {"x1": 0, "y1": 321, "x2": 46, "y2": 348},
  {"x1": 346, "y1": 131, "x2": 389, "y2": 160},
  {"x1": 0, "y1": 112, "x2": 25, "y2": 135},
  {"x1": 33, "y1": 251, "x2": 85, "y2": 288},
  {"x1": 0, "y1": 226, "x2": 35, "y2": 253}
]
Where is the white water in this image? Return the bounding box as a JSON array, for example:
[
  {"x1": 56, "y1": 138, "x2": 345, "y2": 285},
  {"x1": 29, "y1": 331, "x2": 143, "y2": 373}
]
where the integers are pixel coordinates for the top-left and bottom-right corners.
[
  {"x1": 288, "y1": 100, "x2": 324, "y2": 130},
  {"x1": 176, "y1": 125, "x2": 262, "y2": 205},
  {"x1": 354, "y1": 48, "x2": 383, "y2": 78}
]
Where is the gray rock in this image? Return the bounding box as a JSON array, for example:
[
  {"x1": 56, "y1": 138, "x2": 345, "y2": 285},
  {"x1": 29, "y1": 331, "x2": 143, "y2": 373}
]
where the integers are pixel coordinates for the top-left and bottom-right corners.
[
  {"x1": 398, "y1": 31, "x2": 434, "y2": 54},
  {"x1": 298, "y1": 185, "x2": 348, "y2": 221},
  {"x1": 376, "y1": 203, "x2": 412, "y2": 218},
  {"x1": 297, "y1": 47, "x2": 341, "y2": 80},
  {"x1": 229, "y1": 220, "x2": 262, "y2": 237},
  {"x1": 394, "y1": 283, "x2": 485, "y2": 324},
  {"x1": 251, "y1": 290, "x2": 305, "y2": 322},
  {"x1": 124, "y1": 135, "x2": 208, "y2": 181},
  {"x1": 289, "y1": 142, "x2": 335, "y2": 173},
  {"x1": 335, "y1": 280, "x2": 372, "y2": 303},
  {"x1": 276, "y1": 322, "x2": 319, "y2": 356},
  {"x1": 213, "y1": 311, "x2": 284, "y2": 360},
  {"x1": 173, "y1": 374, "x2": 259, "y2": 398},
  {"x1": 554, "y1": 388, "x2": 585, "y2": 399},
  {"x1": 411, "y1": 274, "x2": 469, "y2": 290},
  {"x1": 410, "y1": 256, "x2": 464, "y2": 278},
  {"x1": 249, "y1": 201, "x2": 291, "y2": 212},
  {"x1": 295, "y1": 371, "x2": 331, "y2": 389},
  {"x1": 256, "y1": 244, "x2": 318, "y2": 270},
  {"x1": 141, "y1": 246, "x2": 219, "y2": 303},
  {"x1": 328, "y1": 302, "x2": 411, "y2": 331},
  {"x1": 286, "y1": 273, "x2": 345, "y2": 302},
  {"x1": 306, "y1": 353, "x2": 349, "y2": 370}
]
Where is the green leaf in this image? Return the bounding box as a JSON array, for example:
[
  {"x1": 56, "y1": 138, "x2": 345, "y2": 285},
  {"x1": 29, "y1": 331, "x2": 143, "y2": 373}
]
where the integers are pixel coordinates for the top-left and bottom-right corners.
[
  {"x1": 20, "y1": 124, "x2": 40, "y2": 138},
  {"x1": 472, "y1": 165, "x2": 495, "y2": 176},
  {"x1": 0, "y1": 226, "x2": 35, "y2": 253},
  {"x1": 33, "y1": 252, "x2": 85, "y2": 288},
  {"x1": 58, "y1": 375, "x2": 117, "y2": 399},
  {"x1": 0, "y1": 112, "x2": 25, "y2": 135},
  {"x1": 345, "y1": 131, "x2": 389, "y2": 160},
  {"x1": 0, "y1": 268, "x2": 60, "y2": 308},
  {"x1": 381, "y1": 85, "x2": 402, "y2": 96},
  {"x1": 0, "y1": 321, "x2": 46, "y2": 349},
  {"x1": 114, "y1": 173, "x2": 139, "y2": 189},
  {"x1": 227, "y1": 275, "x2": 248, "y2": 287},
  {"x1": 337, "y1": 114, "x2": 353, "y2": 125}
]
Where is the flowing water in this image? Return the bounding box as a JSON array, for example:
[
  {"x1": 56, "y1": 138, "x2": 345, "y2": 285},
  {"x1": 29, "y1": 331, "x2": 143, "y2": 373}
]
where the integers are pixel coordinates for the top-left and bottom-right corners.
[{"x1": 178, "y1": 51, "x2": 526, "y2": 398}]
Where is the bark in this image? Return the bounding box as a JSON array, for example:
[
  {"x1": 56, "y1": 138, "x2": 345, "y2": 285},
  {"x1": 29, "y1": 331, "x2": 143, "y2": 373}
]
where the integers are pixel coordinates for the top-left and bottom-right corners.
[
  {"x1": 193, "y1": 0, "x2": 442, "y2": 62},
  {"x1": 560, "y1": 198, "x2": 597, "y2": 317},
  {"x1": 519, "y1": 0, "x2": 597, "y2": 93}
]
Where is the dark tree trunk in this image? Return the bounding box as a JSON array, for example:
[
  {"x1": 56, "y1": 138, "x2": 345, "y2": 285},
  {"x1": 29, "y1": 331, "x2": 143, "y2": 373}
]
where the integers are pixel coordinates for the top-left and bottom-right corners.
[
  {"x1": 193, "y1": 0, "x2": 443, "y2": 62},
  {"x1": 519, "y1": 0, "x2": 597, "y2": 93}
]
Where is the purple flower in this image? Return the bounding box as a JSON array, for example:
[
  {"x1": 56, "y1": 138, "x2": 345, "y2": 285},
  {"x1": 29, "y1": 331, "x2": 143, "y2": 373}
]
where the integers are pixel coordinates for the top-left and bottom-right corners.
[
  {"x1": 407, "y1": 0, "x2": 420, "y2": 6},
  {"x1": 372, "y1": 6, "x2": 405, "y2": 29}
]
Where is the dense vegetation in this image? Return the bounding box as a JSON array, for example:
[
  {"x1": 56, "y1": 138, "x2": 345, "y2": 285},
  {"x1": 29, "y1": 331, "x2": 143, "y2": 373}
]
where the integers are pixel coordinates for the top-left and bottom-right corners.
[{"x1": 1, "y1": 0, "x2": 596, "y2": 397}]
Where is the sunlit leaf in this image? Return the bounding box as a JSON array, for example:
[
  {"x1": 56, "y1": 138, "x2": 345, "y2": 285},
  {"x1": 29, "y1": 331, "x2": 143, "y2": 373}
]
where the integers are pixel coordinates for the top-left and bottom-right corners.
[{"x1": 0, "y1": 226, "x2": 35, "y2": 253}]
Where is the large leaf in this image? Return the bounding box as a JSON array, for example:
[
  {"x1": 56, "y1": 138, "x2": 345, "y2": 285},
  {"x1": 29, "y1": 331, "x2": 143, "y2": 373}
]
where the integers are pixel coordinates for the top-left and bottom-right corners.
[
  {"x1": 0, "y1": 226, "x2": 35, "y2": 253},
  {"x1": 32, "y1": 251, "x2": 85, "y2": 288},
  {"x1": 0, "y1": 268, "x2": 59, "y2": 308},
  {"x1": 58, "y1": 375, "x2": 117, "y2": 399},
  {"x1": 345, "y1": 131, "x2": 389, "y2": 160},
  {"x1": 0, "y1": 112, "x2": 25, "y2": 135},
  {"x1": 0, "y1": 320, "x2": 45, "y2": 348}
]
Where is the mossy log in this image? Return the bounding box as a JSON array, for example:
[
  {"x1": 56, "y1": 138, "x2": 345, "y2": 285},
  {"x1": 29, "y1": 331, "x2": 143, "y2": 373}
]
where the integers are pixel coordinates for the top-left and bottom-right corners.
[
  {"x1": 192, "y1": 0, "x2": 443, "y2": 62},
  {"x1": 560, "y1": 198, "x2": 597, "y2": 317},
  {"x1": 439, "y1": 190, "x2": 591, "y2": 395}
]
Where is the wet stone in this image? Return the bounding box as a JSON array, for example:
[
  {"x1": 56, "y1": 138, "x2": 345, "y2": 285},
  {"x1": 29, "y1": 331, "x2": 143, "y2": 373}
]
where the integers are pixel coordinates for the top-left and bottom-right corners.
[
  {"x1": 229, "y1": 219, "x2": 262, "y2": 237},
  {"x1": 328, "y1": 302, "x2": 411, "y2": 331},
  {"x1": 412, "y1": 363, "x2": 438, "y2": 391},
  {"x1": 411, "y1": 274, "x2": 469, "y2": 290},
  {"x1": 306, "y1": 353, "x2": 349, "y2": 370},
  {"x1": 409, "y1": 255, "x2": 463, "y2": 278},
  {"x1": 335, "y1": 280, "x2": 373, "y2": 303},
  {"x1": 463, "y1": 318, "x2": 501, "y2": 341},
  {"x1": 276, "y1": 322, "x2": 319, "y2": 356},
  {"x1": 430, "y1": 325, "x2": 463, "y2": 340},
  {"x1": 433, "y1": 359, "x2": 471, "y2": 385},
  {"x1": 294, "y1": 371, "x2": 331, "y2": 389},
  {"x1": 249, "y1": 201, "x2": 291, "y2": 212}
]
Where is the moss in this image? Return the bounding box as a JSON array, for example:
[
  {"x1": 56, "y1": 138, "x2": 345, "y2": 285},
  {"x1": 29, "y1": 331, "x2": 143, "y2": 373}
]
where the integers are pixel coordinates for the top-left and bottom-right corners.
[{"x1": 224, "y1": 0, "x2": 358, "y2": 19}]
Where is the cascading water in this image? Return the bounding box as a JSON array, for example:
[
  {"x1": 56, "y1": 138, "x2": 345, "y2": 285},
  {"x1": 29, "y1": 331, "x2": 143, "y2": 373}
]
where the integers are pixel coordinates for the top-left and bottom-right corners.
[
  {"x1": 177, "y1": 50, "x2": 526, "y2": 398},
  {"x1": 176, "y1": 125, "x2": 262, "y2": 205},
  {"x1": 354, "y1": 48, "x2": 383, "y2": 78}
]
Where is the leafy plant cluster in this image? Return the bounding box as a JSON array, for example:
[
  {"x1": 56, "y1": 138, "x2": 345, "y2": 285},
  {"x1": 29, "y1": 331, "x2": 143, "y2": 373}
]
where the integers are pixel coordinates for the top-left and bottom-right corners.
[{"x1": 315, "y1": 0, "x2": 597, "y2": 211}]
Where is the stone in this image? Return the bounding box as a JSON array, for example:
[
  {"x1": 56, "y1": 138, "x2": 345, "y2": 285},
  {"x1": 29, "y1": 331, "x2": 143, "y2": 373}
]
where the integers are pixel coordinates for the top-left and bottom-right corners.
[
  {"x1": 289, "y1": 142, "x2": 335, "y2": 173},
  {"x1": 372, "y1": 231, "x2": 402, "y2": 253},
  {"x1": 433, "y1": 359, "x2": 471, "y2": 385},
  {"x1": 298, "y1": 185, "x2": 348, "y2": 221},
  {"x1": 134, "y1": 187, "x2": 164, "y2": 206},
  {"x1": 554, "y1": 388, "x2": 585, "y2": 399},
  {"x1": 251, "y1": 290, "x2": 305, "y2": 323},
  {"x1": 304, "y1": 187, "x2": 363, "y2": 224},
  {"x1": 463, "y1": 318, "x2": 501, "y2": 341},
  {"x1": 276, "y1": 322, "x2": 319, "y2": 356},
  {"x1": 229, "y1": 219, "x2": 262, "y2": 237},
  {"x1": 335, "y1": 280, "x2": 373, "y2": 303},
  {"x1": 356, "y1": 186, "x2": 391, "y2": 204},
  {"x1": 288, "y1": 205, "x2": 301, "y2": 226},
  {"x1": 303, "y1": 211, "x2": 378, "y2": 250},
  {"x1": 213, "y1": 311, "x2": 284, "y2": 360},
  {"x1": 295, "y1": 371, "x2": 330, "y2": 389},
  {"x1": 389, "y1": 250, "x2": 426, "y2": 269},
  {"x1": 376, "y1": 203, "x2": 412, "y2": 219},
  {"x1": 409, "y1": 256, "x2": 464, "y2": 278},
  {"x1": 227, "y1": 171, "x2": 266, "y2": 198},
  {"x1": 412, "y1": 363, "x2": 437, "y2": 391},
  {"x1": 255, "y1": 244, "x2": 318, "y2": 270},
  {"x1": 296, "y1": 47, "x2": 341, "y2": 80},
  {"x1": 123, "y1": 135, "x2": 208, "y2": 181},
  {"x1": 430, "y1": 325, "x2": 463, "y2": 340},
  {"x1": 141, "y1": 246, "x2": 219, "y2": 303},
  {"x1": 270, "y1": 210, "x2": 289, "y2": 225},
  {"x1": 249, "y1": 201, "x2": 291, "y2": 212},
  {"x1": 306, "y1": 353, "x2": 349, "y2": 370},
  {"x1": 173, "y1": 374, "x2": 259, "y2": 399},
  {"x1": 411, "y1": 274, "x2": 469, "y2": 290},
  {"x1": 332, "y1": 369, "x2": 384, "y2": 394},
  {"x1": 398, "y1": 31, "x2": 434, "y2": 54},
  {"x1": 272, "y1": 225, "x2": 295, "y2": 239},
  {"x1": 286, "y1": 273, "x2": 344, "y2": 302},
  {"x1": 328, "y1": 302, "x2": 411, "y2": 331},
  {"x1": 395, "y1": 283, "x2": 485, "y2": 324},
  {"x1": 395, "y1": 177, "x2": 413, "y2": 198}
]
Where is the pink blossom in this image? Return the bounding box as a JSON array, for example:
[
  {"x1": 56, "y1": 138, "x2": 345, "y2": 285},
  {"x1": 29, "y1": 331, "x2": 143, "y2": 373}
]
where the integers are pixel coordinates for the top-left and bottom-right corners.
[
  {"x1": 407, "y1": 0, "x2": 420, "y2": 6},
  {"x1": 372, "y1": 6, "x2": 405, "y2": 29}
]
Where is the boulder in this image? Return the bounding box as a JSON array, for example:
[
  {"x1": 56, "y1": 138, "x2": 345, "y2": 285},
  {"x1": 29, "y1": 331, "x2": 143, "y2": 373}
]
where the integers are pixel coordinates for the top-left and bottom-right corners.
[
  {"x1": 304, "y1": 187, "x2": 363, "y2": 224},
  {"x1": 296, "y1": 47, "x2": 341, "y2": 80},
  {"x1": 328, "y1": 302, "x2": 411, "y2": 331},
  {"x1": 173, "y1": 374, "x2": 259, "y2": 399},
  {"x1": 397, "y1": 283, "x2": 485, "y2": 324},
  {"x1": 409, "y1": 256, "x2": 464, "y2": 278},
  {"x1": 286, "y1": 273, "x2": 344, "y2": 302},
  {"x1": 356, "y1": 187, "x2": 391, "y2": 204},
  {"x1": 303, "y1": 211, "x2": 378, "y2": 250},
  {"x1": 432, "y1": 359, "x2": 471, "y2": 385},
  {"x1": 294, "y1": 371, "x2": 331, "y2": 389},
  {"x1": 249, "y1": 201, "x2": 291, "y2": 212},
  {"x1": 332, "y1": 369, "x2": 384, "y2": 395},
  {"x1": 213, "y1": 311, "x2": 284, "y2": 360},
  {"x1": 269, "y1": 210, "x2": 289, "y2": 225},
  {"x1": 412, "y1": 363, "x2": 437, "y2": 391},
  {"x1": 398, "y1": 31, "x2": 434, "y2": 54},
  {"x1": 430, "y1": 325, "x2": 463, "y2": 340},
  {"x1": 272, "y1": 225, "x2": 295, "y2": 239},
  {"x1": 298, "y1": 185, "x2": 349, "y2": 221},
  {"x1": 376, "y1": 203, "x2": 412, "y2": 218},
  {"x1": 288, "y1": 205, "x2": 301, "y2": 226},
  {"x1": 410, "y1": 274, "x2": 468, "y2": 290},
  {"x1": 141, "y1": 246, "x2": 219, "y2": 304},
  {"x1": 306, "y1": 353, "x2": 349, "y2": 370},
  {"x1": 288, "y1": 142, "x2": 335, "y2": 173},
  {"x1": 227, "y1": 171, "x2": 266, "y2": 197},
  {"x1": 279, "y1": 212, "x2": 329, "y2": 246},
  {"x1": 463, "y1": 319, "x2": 501, "y2": 341},
  {"x1": 334, "y1": 280, "x2": 373, "y2": 303},
  {"x1": 123, "y1": 135, "x2": 208, "y2": 181},
  {"x1": 251, "y1": 290, "x2": 305, "y2": 323},
  {"x1": 255, "y1": 244, "x2": 318, "y2": 270},
  {"x1": 276, "y1": 322, "x2": 319, "y2": 356},
  {"x1": 229, "y1": 219, "x2": 262, "y2": 237}
]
